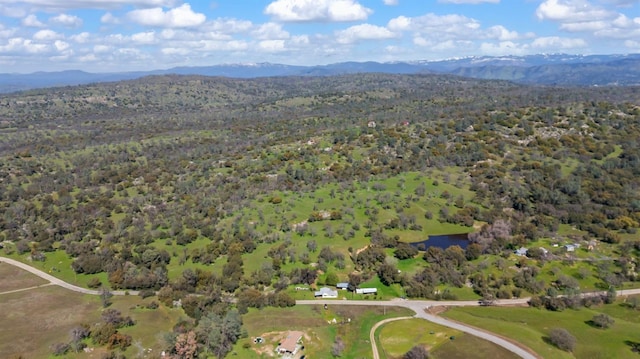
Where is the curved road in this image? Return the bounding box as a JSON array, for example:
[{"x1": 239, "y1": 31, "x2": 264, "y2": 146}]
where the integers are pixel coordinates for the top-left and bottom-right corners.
[
  {"x1": 0, "y1": 257, "x2": 137, "y2": 296},
  {"x1": 4, "y1": 256, "x2": 640, "y2": 359},
  {"x1": 369, "y1": 316, "x2": 413, "y2": 359}
]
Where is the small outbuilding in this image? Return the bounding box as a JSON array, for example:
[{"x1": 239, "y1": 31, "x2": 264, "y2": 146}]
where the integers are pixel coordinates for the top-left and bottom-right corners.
[
  {"x1": 336, "y1": 282, "x2": 349, "y2": 290},
  {"x1": 356, "y1": 288, "x2": 377, "y2": 295}
]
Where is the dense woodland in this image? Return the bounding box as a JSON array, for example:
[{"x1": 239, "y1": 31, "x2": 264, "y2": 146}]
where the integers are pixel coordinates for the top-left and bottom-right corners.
[{"x1": 1, "y1": 73, "x2": 640, "y2": 357}]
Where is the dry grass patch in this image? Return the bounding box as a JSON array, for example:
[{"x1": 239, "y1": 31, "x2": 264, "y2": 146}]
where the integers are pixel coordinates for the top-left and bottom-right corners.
[
  {"x1": 0, "y1": 261, "x2": 48, "y2": 292},
  {"x1": 0, "y1": 286, "x2": 101, "y2": 358}
]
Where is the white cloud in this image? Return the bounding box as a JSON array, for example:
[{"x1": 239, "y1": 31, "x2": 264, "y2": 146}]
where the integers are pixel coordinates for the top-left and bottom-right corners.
[
  {"x1": 0, "y1": 5, "x2": 26, "y2": 17},
  {"x1": 265, "y1": 0, "x2": 372, "y2": 22},
  {"x1": 0, "y1": 37, "x2": 49, "y2": 53},
  {"x1": 388, "y1": 13, "x2": 481, "y2": 40},
  {"x1": 383, "y1": 0, "x2": 398, "y2": 5},
  {"x1": 336, "y1": 23, "x2": 397, "y2": 44},
  {"x1": 251, "y1": 22, "x2": 290, "y2": 40},
  {"x1": 53, "y1": 39, "x2": 70, "y2": 51},
  {"x1": 22, "y1": 14, "x2": 45, "y2": 27},
  {"x1": 485, "y1": 25, "x2": 520, "y2": 40},
  {"x1": 94, "y1": 44, "x2": 111, "y2": 53},
  {"x1": 131, "y1": 31, "x2": 156, "y2": 44},
  {"x1": 258, "y1": 39, "x2": 286, "y2": 52},
  {"x1": 536, "y1": 0, "x2": 614, "y2": 22},
  {"x1": 439, "y1": 0, "x2": 499, "y2": 3},
  {"x1": 33, "y1": 29, "x2": 61, "y2": 40},
  {"x1": 70, "y1": 32, "x2": 90, "y2": 43},
  {"x1": 127, "y1": 4, "x2": 206, "y2": 28},
  {"x1": 201, "y1": 18, "x2": 253, "y2": 34},
  {"x1": 560, "y1": 20, "x2": 607, "y2": 32},
  {"x1": 479, "y1": 41, "x2": 526, "y2": 56},
  {"x1": 530, "y1": 36, "x2": 587, "y2": 49},
  {"x1": 50, "y1": 13, "x2": 83, "y2": 27},
  {"x1": 101, "y1": 12, "x2": 120, "y2": 24},
  {"x1": 0, "y1": 0, "x2": 179, "y2": 10}
]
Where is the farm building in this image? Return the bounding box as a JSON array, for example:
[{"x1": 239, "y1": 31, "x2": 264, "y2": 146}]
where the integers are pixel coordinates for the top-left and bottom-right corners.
[
  {"x1": 356, "y1": 288, "x2": 377, "y2": 295},
  {"x1": 336, "y1": 282, "x2": 349, "y2": 290},
  {"x1": 314, "y1": 287, "x2": 338, "y2": 298}
]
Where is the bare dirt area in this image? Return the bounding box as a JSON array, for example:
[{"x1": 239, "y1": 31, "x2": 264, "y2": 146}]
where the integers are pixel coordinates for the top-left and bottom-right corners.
[
  {"x1": 251, "y1": 331, "x2": 313, "y2": 358},
  {"x1": 0, "y1": 285, "x2": 100, "y2": 358},
  {"x1": 0, "y1": 261, "x2": 49, "y2": 292}
]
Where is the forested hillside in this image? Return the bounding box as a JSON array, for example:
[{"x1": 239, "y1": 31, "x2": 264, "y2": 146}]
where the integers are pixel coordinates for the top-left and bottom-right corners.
[{"x1": 1, "y1": 73, "x2": 640, "y2": 357}]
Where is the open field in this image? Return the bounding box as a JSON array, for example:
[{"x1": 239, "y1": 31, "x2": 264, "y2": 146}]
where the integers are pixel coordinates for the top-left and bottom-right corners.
[
  {"x1": 377, "y1": 318, "x2": 519, "y2": 359},
  {"x1": 0, "y1": 266, "x2": 183, "y2": 358},
  {"x1": 238, "y1": 304, "x2": 413, "y2": 358},
  {"x1": 442, "y1": 298, "x2": 640, "y2": 359},
  {"x1": 0, "y1": 260, "x2": 48, "y2": 292},
  {"x1": 0, "y1": 286, "x2": 101, "y2": 358}
]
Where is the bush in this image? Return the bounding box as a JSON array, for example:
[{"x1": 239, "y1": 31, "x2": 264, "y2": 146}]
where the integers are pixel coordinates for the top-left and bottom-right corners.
[
  {"x1": 50, "y1": 342, "x2": 70, "y2": 356},
  {"x1": 591, "y1": 313, "x2": 615, "y2": 329},
  {"x1": 87, "y1": 277, "x2": 102, "y2": 289},
  {"x1": 403, "y1": 345, "x2": 429, "y2": 359},
  {"x1": 139, "y1": 289, "x2": 155, "y2": 299},
  {"x1": 549, "y1": 328, "x2": 576, "y2": 352}
]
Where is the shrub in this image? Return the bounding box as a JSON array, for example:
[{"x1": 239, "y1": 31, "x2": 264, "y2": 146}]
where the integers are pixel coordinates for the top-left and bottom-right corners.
[
  {"x1": 87, "y1": 277, "x2": 102, "y2": 289},
  {"x1": 591, "y1": 313, "x2": 615, "y2": 329},
  {"x1": 549, "y1": 328, "x2": 576, "y2": 352}
]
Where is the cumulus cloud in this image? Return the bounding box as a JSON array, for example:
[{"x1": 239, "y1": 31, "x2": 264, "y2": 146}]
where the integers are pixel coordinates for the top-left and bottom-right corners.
[
  {"x1": 127, "y1": 3, "x2": 206, "y2": 28},
  {"x1": 131, "y1": 31, "x2": 156, "y2": 44},
  {"x1": 388, "y1": 13, "x2": 481, "y2": 40},
  {"x1": 50, "y1": 13, "x2": 83, "y2": 27},
  {"x1": 536, "y1": 0, "x2": 614, "y2": 22},
  {"x1": 259, "y1": 39, "x2": 286, "y2": 52},
  {"x1": 22, "y1": 14, "x2": 45, "y2": 27},
  {"x1": 439, "y1": 0, "x2": 499, "y2": 3},
  {"x1": 0, "y1": 37, "x2": 49, "y2": 53},
  {"x1": 33, "y1": 29, "x2": 62, "y2": 40},
  {"x1": 531, "y1": 36, "x2": 587, "y2": 49},
  {"x1": 485, "y1": 25, "x2": 520, "y2": 40},
  {"x1": 70, "y1": 32, "x2": 90, "y2": 43},
  {"x1": 54, "y1": 39, "x2": 70, "y2": 51},
  {"x1": 0, "y1": 0, "x2": 179, "y2": 10},
  {"x1": 251, "y1": 22, "x2": 290, "y2": 40},
  {"x1": 479, "y1": 41, "x2": 526, "y2": 56},
  {"x1": 383, "y1": 0, "x2": 399, "y2": 5},
  {"x1": 265, "y1": 0, "x2": 372, "y2": 22},
  {"x1": 336, "y1": 23, "x2": 397, "y2": 44},
  {"x1": 101, "y1": 12, "x2": 120, "y2": 24}
]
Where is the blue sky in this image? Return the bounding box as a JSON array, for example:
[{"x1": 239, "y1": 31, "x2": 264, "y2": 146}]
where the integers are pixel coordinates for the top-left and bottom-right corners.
[{"x1": 0, "y1": 0, "x2": 638, "y2": 73}]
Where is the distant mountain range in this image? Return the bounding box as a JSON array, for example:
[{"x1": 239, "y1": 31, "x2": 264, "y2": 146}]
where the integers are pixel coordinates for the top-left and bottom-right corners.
[{"x1": 1, "y1": 53, "x2": 639, "y2": 93}]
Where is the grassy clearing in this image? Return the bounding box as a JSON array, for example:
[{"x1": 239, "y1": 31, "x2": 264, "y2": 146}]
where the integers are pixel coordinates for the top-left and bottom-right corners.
[
  {"x1": 239, "y1": 304, "x2": 413, "y2": 358},
  {"x1": 377, "y1": 318, "x2": 519, "y2": 359},
  {"x1": 0, "y1": 261, "x2": 48, "y2": 291},
  {"x1": 378, "y1": 318, "x2": 459, "y2": 357},
  {"x1": 0, "y1": 286, "x2": 101, "y2": 359},
  {"x1": 0, "y1": 278, "x2": 182, "y2": 358},
  {"x1": 443, "y1": 300, "x2": 640, "y2": 359}
]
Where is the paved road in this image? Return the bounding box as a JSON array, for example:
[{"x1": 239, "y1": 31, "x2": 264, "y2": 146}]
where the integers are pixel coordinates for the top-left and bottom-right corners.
[
  {"x1": 298, "y1": 299, "x2": 539, "y2": 359},
  {"x1": 5, "y1": 255, "x2": 640, "y2": 359},
  {"x1": 0, "y1": 257, "x2": 137, "y2": 296}
]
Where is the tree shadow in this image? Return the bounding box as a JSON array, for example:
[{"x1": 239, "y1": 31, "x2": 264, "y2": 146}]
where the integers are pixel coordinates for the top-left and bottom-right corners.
[{"x1": 624, "y1": 340, "x2": 640, "y2": 354}]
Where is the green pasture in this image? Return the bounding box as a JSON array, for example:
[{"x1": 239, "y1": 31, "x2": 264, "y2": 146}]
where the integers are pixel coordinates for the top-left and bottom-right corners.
[{"x1": 443, "y1": 299, "x2": 640, "y2": 359}]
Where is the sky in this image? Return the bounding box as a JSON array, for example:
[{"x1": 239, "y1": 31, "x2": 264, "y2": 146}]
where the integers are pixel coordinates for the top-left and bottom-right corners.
[{"x1": 0, "y1": 0, "x2": 639, "y2": 73}]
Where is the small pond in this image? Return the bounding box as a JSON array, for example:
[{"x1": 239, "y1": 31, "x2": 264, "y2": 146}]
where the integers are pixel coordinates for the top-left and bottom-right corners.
[{"x1": 410, "y1": 233, "x2": 470, "y2": 250}]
